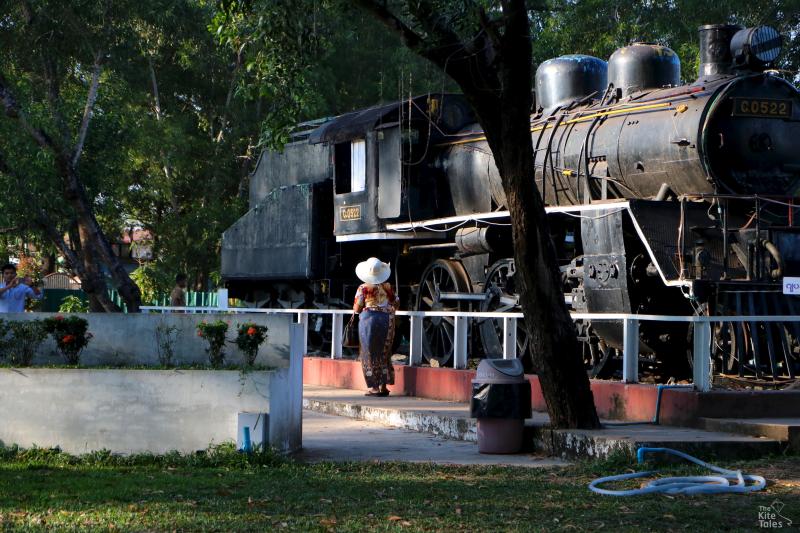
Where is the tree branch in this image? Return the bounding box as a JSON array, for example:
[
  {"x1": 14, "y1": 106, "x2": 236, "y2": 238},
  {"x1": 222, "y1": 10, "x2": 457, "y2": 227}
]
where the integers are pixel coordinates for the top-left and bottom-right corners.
[
  {"x1": 350, "y1": 0, "x2": 427, "y2": 52},
  {"x1": 72, "y1": 49, "x2": 105, "y2": 168},
  {"x1": 41, "y1": 54, "x2": 72, "y2": 153},
  {"x1": 0, "y1": 71, "x2": 59, "y2": 152}
]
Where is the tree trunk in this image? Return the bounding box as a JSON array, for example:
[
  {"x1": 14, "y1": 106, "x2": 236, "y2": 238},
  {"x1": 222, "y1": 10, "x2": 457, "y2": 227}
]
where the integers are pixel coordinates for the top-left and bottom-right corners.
[
  {"x1": 59, "y1": 161, "x2": 142, "y2": 312},
  {"x1": 354, "y1": 0, "x2": 600, "y2": 428}
]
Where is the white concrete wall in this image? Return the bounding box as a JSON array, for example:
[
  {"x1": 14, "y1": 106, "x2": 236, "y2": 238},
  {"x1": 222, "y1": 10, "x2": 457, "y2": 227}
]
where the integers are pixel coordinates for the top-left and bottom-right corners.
[
  {"x1": 0, "y1": 316, "x2": 305, "y2": 455},
  {"x1": 0, "y1": 365, "x2": 302, "y2": 454},
  {"x1": 3, "y1": 312, "x2": 290, "y2": 368}
]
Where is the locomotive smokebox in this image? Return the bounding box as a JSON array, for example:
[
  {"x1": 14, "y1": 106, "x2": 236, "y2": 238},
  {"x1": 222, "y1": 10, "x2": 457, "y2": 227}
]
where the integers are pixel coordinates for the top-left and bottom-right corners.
[
  {"x1": 608, "y1": 44, "x2": 680, "y2": 96},
  {"x1": 698, "y1": 24, "x2": 742, "y2": 79},
  {"x1": 535, "y1": 55, "x2": 607, "y2": 110}
]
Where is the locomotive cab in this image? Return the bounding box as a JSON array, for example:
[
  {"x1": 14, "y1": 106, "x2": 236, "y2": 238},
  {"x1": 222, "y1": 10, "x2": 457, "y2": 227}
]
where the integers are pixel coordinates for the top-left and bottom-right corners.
[{"x1": 309, "y1": 94, "x2": 474, "y2": 240}]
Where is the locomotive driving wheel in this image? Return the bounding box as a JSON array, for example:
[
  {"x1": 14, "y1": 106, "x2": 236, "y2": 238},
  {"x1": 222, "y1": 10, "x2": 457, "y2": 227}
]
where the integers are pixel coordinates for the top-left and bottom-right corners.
[
  {"x1": 478, "y1": 259, "x2": 530, "y2": 362},
  {"x1": 576, "y1": 320, "x2": 617, "y2": 379},
  {"x1": 415, "y1": 259, "x2": 471, "y2": 367}
]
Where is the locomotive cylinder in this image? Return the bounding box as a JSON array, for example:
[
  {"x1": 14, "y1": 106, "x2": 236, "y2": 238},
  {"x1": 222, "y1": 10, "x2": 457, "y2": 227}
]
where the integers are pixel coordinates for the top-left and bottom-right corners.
[{"x1": 455, "y1": 226, "x2": 508, "y2": 255}]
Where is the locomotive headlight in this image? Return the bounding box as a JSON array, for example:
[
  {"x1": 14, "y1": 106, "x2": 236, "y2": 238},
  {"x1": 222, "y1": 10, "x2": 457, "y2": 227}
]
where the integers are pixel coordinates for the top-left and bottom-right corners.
[{"x1": 731, "y1": 25, "x2": 782, "y2": 69}]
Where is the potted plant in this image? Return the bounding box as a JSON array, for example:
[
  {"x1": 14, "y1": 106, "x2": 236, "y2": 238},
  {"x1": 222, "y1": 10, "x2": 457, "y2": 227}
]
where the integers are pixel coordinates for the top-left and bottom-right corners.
[{"x1": 234, "y1": 322, "x2": 268, "y2": 366}]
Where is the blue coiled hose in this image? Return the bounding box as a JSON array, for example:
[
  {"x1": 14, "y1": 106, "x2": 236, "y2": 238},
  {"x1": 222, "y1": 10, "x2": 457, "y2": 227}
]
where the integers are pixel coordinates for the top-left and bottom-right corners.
[{"x1": 589, "y1": 447, "x2": 766, "y2": 496}]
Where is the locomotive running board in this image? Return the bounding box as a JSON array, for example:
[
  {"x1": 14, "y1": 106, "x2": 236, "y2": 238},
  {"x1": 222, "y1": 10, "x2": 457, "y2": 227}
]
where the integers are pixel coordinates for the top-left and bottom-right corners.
[
  {"x1": 385, "y1": 201, "x2": 693, "y2": 292},
  {"x1": 334, "y1": 231, "x2": 443, "y2": 242}
]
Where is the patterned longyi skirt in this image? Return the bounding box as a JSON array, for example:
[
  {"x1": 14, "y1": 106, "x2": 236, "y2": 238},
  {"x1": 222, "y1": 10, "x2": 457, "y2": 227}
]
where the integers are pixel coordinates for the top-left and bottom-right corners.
[{"x1": 358, "y1": 309, "x2": 395, "y2": 388}]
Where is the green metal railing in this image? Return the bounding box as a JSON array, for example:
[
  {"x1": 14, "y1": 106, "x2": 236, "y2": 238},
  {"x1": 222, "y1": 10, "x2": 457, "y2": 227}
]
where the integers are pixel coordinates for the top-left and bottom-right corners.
[{"x1": 41, "y1": 289, "x2": 219, "y2": 313}]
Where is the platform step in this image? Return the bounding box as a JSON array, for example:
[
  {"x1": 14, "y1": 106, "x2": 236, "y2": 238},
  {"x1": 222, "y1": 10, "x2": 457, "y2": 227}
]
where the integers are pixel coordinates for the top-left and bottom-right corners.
[
  {"x1": 302, "y1": 386, "x2": 784, "y2": 461},
  {"x1": 699, "y1": 417, "x2": 800, "y2": 451},
  {"x1": 302, "y1": 396, "x2": 478, "y2": 442},
  {"x1": 532, "y1": 425, "x2": 783, "y2": 461}
]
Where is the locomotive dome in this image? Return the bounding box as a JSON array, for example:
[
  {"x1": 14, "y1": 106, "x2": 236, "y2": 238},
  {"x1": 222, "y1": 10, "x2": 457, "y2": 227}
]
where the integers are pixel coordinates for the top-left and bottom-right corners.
[
  {"x1": 534, "y1": 55, "x2": 607, "y2": 110},
  {"x1": 608, "y1": 43, "x2": 681, "y2": 96}
]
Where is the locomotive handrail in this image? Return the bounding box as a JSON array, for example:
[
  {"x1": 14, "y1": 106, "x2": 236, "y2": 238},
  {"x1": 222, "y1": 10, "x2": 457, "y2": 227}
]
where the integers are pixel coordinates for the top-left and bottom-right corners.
[{"x1": 141, "y1": 303, "x2": 800, "y2": 392}]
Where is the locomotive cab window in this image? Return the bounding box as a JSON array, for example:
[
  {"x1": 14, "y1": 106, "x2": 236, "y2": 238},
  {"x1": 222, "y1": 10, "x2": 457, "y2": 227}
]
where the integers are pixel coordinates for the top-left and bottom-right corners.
[{"x1": 335, "y1": 139, "x2": 366, "y2": 194}]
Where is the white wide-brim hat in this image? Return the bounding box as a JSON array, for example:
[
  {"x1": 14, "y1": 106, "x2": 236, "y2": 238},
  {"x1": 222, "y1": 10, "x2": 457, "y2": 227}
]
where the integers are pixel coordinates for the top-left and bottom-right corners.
[{"x1": 356, "y1": 257, "x2": 391, "y2": 284}]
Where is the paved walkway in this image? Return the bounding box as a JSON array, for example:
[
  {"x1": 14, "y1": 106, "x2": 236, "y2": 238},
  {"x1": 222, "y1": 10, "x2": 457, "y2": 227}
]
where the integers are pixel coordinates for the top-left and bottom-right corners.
[
  {"x1": 299, "y1": 410, "x2": 567, "y2": 467},
  {"x1": 302, "y1": 385, "x2": 784, "y2": 460}
]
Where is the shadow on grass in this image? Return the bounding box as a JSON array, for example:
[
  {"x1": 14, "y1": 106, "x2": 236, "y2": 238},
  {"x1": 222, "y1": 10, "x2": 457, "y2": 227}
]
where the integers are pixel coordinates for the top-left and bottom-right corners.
[{"x1": 1, "y1": 446, "x2": 797, "y2": 531}]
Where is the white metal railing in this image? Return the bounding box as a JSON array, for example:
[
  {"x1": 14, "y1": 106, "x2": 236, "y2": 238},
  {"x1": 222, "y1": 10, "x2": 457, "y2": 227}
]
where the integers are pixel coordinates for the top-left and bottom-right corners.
[{"x1": 141, "y1": 300, "x2": 800, "y2": 392}]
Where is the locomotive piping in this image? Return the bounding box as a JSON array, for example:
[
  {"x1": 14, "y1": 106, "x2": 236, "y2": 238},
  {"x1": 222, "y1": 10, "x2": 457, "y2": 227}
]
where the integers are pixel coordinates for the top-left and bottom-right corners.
[{"x1": 441, "y1": 101, "x2": 677, "y2": 147}]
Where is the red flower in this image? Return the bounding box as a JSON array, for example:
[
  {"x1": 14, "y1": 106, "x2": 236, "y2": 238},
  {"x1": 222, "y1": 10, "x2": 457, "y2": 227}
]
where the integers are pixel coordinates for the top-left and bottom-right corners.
[
  {"x1": 197, "y1": 331, "x2": 203, "y2": 337},
  {"x1": 62, "y1": 335, "x2": 75, "y2": 344},
  {"x1": 246, "y1": 327, "x2": 257, "y2": 336},
  {"x1": 55, "y1": 315, "x2": 65, "y2": 321}
]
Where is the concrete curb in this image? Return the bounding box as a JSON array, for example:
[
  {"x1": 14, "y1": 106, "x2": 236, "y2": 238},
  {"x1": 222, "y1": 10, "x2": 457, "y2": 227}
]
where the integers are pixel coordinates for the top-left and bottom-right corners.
[
  {"x1": 303, "y1": 397, "x2": 477, "y2": 442},
  {"x1": 529, "y1": 426, "x2": 784, "y2": 461}
]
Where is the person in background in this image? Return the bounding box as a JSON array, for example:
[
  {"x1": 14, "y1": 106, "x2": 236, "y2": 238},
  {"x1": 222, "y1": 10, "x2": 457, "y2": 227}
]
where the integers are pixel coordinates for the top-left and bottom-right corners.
[
  {"x1": 0, "y1": 263, "x2": 42, "y2": 313},
  {"x1": 352, "y1": 257, "x2": 399, "y2": 397},
  {"x1": 170, "y1": 273, "x2": 188, "y2": 307}
]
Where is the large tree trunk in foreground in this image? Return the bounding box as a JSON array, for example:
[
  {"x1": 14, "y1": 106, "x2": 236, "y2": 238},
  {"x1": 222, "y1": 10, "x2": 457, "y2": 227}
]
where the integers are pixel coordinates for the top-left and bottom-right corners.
[{"x1": 356, "y1": 0, "x2": 600, "y2": 428}]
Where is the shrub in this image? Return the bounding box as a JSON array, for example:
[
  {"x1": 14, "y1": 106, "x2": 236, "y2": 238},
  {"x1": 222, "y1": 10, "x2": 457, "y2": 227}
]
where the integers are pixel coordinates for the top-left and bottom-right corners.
[
  {"x1": 59, "y1": 295, "x2": 90, "y2": 313},
  {"x1": 7, "y1": 320, "x2": 47, "y2": 366},
  {"x1": 0, "y1": 318, "x2": 11, "y2": 359},
  {"x1": 197, "y1": 320, "x2": 229, "y2": 368},
  {"x1": 43, "y1": 315, "x2": 92, "y2": 365},
  {"x1": 235, "y1": 322, "x2": 268, "y2": 366},
  {"x1": 155, "y1": 321, "x2": 178, "y2": 367}
]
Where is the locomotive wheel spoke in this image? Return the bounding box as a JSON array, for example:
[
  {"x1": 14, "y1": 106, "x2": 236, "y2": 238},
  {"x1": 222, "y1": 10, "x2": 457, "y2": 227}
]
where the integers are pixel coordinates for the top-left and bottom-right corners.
[
  {"x1": 415, "y1": 259, "x2": 471, "y2": 366},
  {"x1": 479, "y1": 259, "x2": 530, "y2": 362}
]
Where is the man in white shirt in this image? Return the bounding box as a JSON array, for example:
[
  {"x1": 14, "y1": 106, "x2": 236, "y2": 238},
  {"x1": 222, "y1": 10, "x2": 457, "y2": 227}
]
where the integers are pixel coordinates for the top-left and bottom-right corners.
[{"x1": 0, "y1": 263, "x2": 43, "y2": 313}]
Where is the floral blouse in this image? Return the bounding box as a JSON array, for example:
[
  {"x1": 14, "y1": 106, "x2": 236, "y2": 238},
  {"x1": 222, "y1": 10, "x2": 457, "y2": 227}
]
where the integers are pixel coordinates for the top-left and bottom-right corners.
[{"x1": 354, "y1": 283, "x2": 399, "y2": 312}]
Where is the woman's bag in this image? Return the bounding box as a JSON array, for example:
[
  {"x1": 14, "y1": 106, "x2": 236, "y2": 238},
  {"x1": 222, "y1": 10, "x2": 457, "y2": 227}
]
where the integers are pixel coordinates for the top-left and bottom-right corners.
[{"x1": 342, "y1": 314, "x2": 359, "y2": 348}]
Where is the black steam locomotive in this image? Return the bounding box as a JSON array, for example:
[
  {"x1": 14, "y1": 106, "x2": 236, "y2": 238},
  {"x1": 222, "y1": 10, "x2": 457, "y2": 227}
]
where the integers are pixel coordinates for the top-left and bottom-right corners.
[{"x1": 222, "y1": 24, "x2": 800, "y2": 380}]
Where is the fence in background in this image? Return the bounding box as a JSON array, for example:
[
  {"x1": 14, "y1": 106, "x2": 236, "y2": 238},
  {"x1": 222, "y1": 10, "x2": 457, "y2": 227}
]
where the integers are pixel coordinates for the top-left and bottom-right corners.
[{"x1": 140, "y1": 295, "x2": 800, "y2": 392}]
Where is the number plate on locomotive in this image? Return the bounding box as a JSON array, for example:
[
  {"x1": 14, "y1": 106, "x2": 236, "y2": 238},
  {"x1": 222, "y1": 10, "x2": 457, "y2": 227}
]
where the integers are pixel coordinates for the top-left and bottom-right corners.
[
  {"x1": 731, "y1": 98, "x2": 792, "y2": 118},
  {"x1": 339, "y1": 205, "x2": 361, "y2": 221}
]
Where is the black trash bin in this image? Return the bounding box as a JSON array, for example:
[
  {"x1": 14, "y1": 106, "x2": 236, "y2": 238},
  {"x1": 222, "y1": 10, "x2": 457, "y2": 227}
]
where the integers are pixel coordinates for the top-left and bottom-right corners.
[{"x1": 470, "y1": 359, "x2": 531, "y2": 454}]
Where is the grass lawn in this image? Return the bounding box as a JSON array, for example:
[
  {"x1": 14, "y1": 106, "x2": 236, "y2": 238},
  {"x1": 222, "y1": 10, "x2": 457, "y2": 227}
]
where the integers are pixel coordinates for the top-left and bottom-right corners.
[{"x1": 0, "y1": 446, "x2": 798, "y2": 532}]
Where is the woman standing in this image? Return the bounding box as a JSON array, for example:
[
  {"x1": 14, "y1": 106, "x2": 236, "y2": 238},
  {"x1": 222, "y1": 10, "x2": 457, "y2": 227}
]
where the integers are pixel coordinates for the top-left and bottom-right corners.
[{"x1": 353, "y1": 257, "x2": 399, "y2": 397}]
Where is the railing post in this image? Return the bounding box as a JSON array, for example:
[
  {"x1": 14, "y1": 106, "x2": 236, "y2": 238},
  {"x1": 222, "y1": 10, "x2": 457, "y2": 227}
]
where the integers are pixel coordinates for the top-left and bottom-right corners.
[
  {"x1": 453, "y1": 316, "x2": 468, "y2": 369},
  {"x1": 503, "y1": 317, "x2": 517, "y2": 359},
  {"x1": 693, "y1": 318, "x2": 712, "y2": 392},
  {"x1": 216, "y1": 288, "x2": 229, "y2": 310},
  {"x1": 622, "y1": 318, "x2": 640, "y2": 383},
  {"x1": 331, "y1": 313, "x2": 343, "y2": 359},
  {"x1": 409, "y1": 314, "x2": 423, "y2": 366},
  {"x1": 296, "y1": 312, "x2": 308, "y2": 357}
]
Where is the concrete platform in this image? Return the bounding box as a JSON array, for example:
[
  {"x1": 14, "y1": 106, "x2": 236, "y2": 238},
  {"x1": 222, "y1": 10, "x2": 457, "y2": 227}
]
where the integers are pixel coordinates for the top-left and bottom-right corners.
[
  {"x1": 699, "y1": 417, "x2": 800, "y2": 450},
  {"x1": 304, "y1": 357, "x2": 800, "y2": 427},
  {"x1": 299, "y1": 410, "x2": 567, "y2": 467},
  {"x1": 303, "y1": 385, "x2": 785, "y2": 460}
]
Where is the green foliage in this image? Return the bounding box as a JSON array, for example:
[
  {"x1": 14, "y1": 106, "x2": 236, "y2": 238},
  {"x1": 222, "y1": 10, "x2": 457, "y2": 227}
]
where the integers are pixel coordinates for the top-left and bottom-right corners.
[
  {"x1": 234, "y1": 322, "x2": 268, "y2": 366},
  {"x1": 0, "y1": 318, "x2": 11, "y2": 359},
  {"x1": 130, "y1": 264, "x2": 173, "y2": 305},
  {"x1": 6, "y1": 320, "x2": 48, "y2": 367},
  {"x1": 43, "y1": 315, "x2": 93, "y2": 365},
  {"x1": 197, "y1": 319, "x2": 229, "y2": 368},
  {"x1": 0, "y1": 442, "x2": 285, "y2": 469},
  {"x1": 59, "y1": 295, "x2": 90, "y2": 313},
  {"x1": 533, "y1": 1, "x2": 800, "y2": 82}
]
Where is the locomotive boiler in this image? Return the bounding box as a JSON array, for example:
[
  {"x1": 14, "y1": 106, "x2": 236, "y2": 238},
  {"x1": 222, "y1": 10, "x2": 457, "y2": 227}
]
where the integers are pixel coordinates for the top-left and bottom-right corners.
[{"x1": 222, "y1": 23, "x2": 800, "y2": 381}]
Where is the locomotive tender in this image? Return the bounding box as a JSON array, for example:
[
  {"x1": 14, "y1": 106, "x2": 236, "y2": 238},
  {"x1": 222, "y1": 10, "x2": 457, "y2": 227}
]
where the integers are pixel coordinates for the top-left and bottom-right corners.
[{"x1": 222, "y1": 24, "x2": 800, "y2": 380}]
